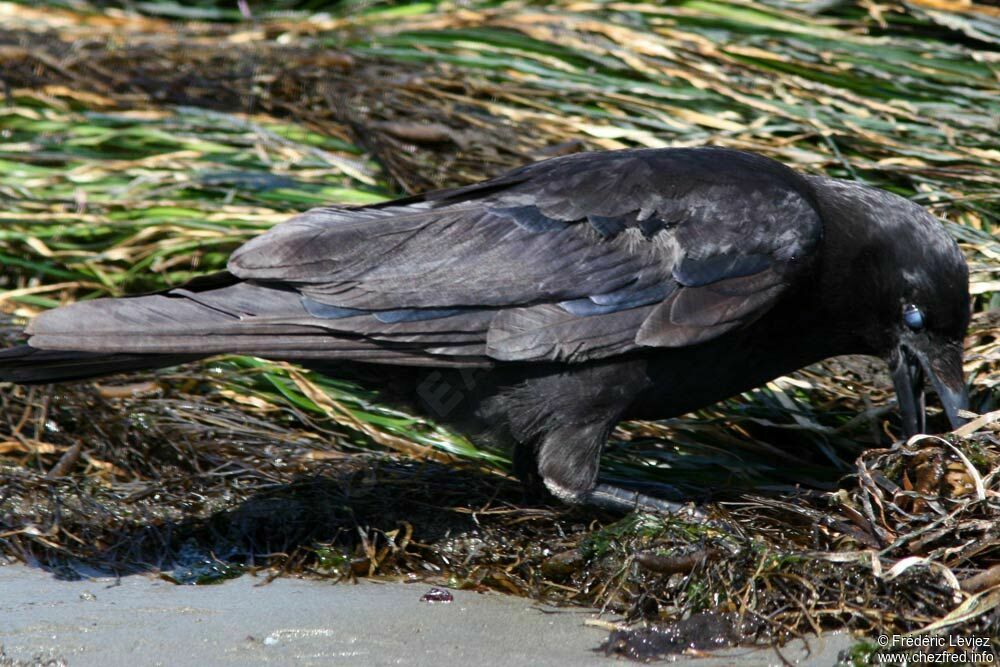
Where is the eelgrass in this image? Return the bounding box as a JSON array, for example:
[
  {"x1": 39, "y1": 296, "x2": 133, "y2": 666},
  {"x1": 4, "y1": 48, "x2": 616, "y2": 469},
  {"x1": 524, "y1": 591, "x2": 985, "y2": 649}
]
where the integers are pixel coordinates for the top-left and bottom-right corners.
[{"x1": 0, "y1": 0, "x2": 998, "y2": 656}]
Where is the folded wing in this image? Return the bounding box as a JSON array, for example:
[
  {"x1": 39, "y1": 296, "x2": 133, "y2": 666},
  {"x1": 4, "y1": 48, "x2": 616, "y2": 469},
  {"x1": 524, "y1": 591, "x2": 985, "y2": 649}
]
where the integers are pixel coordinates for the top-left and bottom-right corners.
[{"x1": 28, "y1": 148, "x2": 823, "y2": 365}]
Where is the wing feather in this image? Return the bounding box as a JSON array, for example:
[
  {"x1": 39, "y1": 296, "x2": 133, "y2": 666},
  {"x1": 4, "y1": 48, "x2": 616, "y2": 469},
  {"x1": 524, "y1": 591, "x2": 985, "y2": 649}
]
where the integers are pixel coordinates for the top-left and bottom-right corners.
[
  {"x1": 226, "y1": 147, "x2": 821, "y2": 362},
  {"x1": 32, "y1": 148, "x2": 823, "y2": 366}
]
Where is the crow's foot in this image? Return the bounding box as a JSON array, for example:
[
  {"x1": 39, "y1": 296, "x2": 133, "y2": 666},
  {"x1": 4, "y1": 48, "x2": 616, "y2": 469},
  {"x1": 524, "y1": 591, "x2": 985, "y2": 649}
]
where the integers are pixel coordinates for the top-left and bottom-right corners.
[{"x1": 584, "y1": 483, "x2": 707, "y2": 521}]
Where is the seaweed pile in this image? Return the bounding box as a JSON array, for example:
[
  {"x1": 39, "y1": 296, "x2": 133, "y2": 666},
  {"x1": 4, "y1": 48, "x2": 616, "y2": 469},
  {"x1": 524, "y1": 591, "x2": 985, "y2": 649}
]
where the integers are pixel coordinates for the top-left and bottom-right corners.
[{"x1": 0, "y1": 0, "x2": 997, "y2": 658}]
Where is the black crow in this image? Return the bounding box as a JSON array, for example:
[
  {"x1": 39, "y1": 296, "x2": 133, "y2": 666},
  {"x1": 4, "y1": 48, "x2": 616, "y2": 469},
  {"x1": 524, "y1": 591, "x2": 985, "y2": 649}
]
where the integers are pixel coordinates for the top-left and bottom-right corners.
[{"x1": 0, "y1": 147, "x2": 970, "y2": 512}]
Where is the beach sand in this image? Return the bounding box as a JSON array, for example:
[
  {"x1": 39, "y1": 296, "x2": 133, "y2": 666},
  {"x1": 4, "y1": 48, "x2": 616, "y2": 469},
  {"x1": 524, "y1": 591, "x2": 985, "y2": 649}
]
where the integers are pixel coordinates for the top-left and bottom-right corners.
[{"x1": 0, "y1": 565, "x2": 854, "y2": 666}]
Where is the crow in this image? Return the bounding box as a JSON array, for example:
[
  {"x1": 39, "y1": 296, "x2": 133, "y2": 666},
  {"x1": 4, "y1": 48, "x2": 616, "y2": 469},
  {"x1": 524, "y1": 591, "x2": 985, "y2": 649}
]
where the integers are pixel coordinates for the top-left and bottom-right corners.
[{"x1": 0, "y1": 147, "x2": 970, "y2": 513}]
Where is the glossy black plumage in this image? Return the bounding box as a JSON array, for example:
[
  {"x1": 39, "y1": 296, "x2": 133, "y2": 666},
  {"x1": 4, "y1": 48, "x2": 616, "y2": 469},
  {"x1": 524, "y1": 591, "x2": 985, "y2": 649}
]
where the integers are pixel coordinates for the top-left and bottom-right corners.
[{"x1": 0, "y1": 147, "x2": 970, "y2": 509}]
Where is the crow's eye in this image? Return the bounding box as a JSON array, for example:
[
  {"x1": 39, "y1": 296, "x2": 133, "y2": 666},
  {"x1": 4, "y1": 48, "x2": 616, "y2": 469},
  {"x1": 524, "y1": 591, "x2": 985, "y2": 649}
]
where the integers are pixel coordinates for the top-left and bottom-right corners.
[{"x1": 903, "y1": 304, "x2": 924, "y2": 331}]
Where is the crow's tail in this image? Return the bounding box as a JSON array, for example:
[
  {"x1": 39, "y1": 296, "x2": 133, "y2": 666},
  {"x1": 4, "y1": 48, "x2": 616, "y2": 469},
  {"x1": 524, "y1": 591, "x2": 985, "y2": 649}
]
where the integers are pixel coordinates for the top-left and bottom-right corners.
[
  {"x1": 0, "y1": 345, "x2": 205, "y2": 384},
  {"x1": 1, "y1": 270, "x2": 488, "y2": 385}
]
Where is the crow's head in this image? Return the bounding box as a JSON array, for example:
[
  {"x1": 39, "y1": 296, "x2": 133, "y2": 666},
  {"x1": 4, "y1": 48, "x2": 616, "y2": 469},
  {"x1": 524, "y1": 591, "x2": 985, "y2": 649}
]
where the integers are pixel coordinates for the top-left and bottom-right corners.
[
  {"x1": 814, "y1": 178, "x2": 970, "y2": 437},
  {"x1": 883, "y1": 216, "x2": 970, "y2": 437}
]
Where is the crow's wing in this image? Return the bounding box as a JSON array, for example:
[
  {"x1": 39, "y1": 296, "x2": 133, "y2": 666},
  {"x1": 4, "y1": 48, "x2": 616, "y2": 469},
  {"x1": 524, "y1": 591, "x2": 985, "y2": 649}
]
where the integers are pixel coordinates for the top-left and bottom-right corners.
[
  {"x1": 27, "y1": 148, "x2": 822, "y2": 365},
  {"x1": 223, "y1": 147, "x2": 822, "y2": 363}
]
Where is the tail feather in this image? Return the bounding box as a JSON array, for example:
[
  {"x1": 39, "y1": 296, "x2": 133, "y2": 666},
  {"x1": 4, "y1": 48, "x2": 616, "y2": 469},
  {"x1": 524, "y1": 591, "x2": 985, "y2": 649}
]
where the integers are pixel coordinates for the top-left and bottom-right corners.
[
  {"x1": 0, "y1": 346, "x2": 204, "y2": 384},
  {"x1": 2, "y1": 275, "x2": 492, "y2": 383}
]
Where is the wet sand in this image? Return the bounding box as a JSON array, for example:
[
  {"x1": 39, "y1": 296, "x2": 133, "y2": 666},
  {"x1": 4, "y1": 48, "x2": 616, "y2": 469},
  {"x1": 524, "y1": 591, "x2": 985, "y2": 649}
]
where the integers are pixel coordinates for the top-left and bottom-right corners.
[{"x1": 0, "y1": 565, "x2": 854, "y2": 666}]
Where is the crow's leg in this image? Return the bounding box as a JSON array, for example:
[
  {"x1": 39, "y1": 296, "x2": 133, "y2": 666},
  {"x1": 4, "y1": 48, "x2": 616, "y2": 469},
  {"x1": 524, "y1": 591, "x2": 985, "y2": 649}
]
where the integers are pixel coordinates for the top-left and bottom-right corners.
[
  {"x1": 585, "y1": 484, "x2": 706, "y2": 519},
  {"x1": 501, "y1": 360, "x2": 704, "y2": 517},
  {"x1": 534, "y1": 421, "x2": 608, "y2": 504},
  {"x1": 534, "y1": 420, "x2": 703, "y2": 519}
]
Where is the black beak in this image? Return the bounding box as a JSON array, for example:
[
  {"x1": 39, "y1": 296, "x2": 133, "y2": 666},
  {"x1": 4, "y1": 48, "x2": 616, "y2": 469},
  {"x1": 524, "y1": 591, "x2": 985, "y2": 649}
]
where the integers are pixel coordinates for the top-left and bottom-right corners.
[{"x1": 890, "y1": 341, "x2": 968, "y2": 438}]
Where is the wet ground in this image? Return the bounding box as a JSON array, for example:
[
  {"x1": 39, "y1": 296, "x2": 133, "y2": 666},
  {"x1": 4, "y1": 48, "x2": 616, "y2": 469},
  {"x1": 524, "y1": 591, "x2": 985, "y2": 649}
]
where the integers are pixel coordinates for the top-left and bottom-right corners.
[{"x1": 0, "y1": 565, "x2": 857, "y2": 666}]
